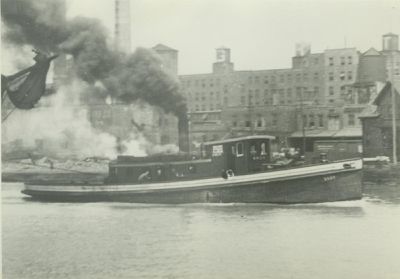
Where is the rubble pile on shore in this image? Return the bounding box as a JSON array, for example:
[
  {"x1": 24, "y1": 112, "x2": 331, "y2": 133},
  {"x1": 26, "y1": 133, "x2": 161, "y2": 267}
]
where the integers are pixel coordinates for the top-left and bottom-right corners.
[{"x1": 2, "y1": 157, "x2": 109, "y2": 174}]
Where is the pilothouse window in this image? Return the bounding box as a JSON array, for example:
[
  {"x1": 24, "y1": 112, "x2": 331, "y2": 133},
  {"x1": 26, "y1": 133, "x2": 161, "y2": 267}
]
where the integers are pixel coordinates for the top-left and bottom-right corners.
[
  {"x1": 261, "y1": 142, "x2": 267, "y2": 155},
  {"x1": 236, "y1": 142, "x2": 244, "y2": 157}
]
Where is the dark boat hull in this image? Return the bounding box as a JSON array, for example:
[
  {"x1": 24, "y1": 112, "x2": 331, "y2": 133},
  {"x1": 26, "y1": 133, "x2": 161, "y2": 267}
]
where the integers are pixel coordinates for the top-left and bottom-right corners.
[{"x1": 22, "y1": 159, "x2": 363, "y2": 204}]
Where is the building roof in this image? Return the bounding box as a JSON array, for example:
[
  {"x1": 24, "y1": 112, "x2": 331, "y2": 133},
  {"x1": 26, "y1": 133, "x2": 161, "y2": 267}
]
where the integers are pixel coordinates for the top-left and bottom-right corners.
[
  {"x1": 203, "y1": 135, "x2": 275, "y2": 145},
  {"x1": 383, "y1": 32, "x2": 398, "y2": 37},
  {"x1": 333, "y1": 128, "x2": 362, "y2": 137},
  {"x1": 290, "y1": 130, "x2": 336, "y2": 138},
  {"x1": 362, "y1": 48, "x2": 382, "y2": 56},
  {"x1": 152, "y1": 44, "x2": 178, "y2": 52},
  {"x1": 359, "y1": 113, "x2": 380, "y2": 119},
  {"x1": 290, "y1": 128, "x2": 362, "y2": 138},
  {"x1": 372, "y1": 81, "x2": 400, "y2": 105}
]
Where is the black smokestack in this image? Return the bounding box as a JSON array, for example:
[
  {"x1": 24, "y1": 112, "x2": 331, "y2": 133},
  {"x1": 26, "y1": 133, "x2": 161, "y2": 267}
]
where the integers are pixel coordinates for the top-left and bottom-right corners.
[{"x1": 177, "y1": 109, "x2": 190, "y2": 153}]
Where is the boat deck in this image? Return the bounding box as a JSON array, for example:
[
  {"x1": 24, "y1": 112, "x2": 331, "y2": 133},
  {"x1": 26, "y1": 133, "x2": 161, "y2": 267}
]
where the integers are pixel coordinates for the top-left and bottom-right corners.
[{"x1": 24, "y1": 159, "x2": 362, "y2": 194}]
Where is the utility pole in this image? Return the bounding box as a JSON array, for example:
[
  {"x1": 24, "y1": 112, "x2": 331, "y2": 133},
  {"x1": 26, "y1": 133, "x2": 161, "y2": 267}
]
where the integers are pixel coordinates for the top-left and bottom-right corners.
[
  {"x1": 391, "y1": 51, "x2": 398, "y2": 165},
  {"x1": 300, "y1": 87, "x2": 306, "y2": 155}
]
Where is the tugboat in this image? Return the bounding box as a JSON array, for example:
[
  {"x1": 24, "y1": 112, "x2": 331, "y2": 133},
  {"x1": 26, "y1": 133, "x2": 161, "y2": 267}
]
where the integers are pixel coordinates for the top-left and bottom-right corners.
[{"x1": 22, "y1": 135, "x2": 363, "y2": 203}]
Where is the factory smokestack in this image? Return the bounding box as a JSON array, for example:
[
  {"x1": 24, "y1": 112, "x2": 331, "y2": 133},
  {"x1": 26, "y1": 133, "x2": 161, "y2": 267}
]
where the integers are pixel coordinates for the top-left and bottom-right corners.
[
  {"x1": 178, "y1": 112, "x2": 189, "y2": 153},
  {"x1": 114, "y1": 0, "x2": 132, "y2": 53}
]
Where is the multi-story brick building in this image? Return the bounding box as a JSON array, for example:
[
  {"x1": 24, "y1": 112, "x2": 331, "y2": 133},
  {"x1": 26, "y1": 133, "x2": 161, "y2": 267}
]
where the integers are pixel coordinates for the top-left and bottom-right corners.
[
  {"x1": 180, "y1": 45, "x2": 361, "y2": 113},
  {"x1": 180, "y1": 33, "x2": 400, "y2": 153}
]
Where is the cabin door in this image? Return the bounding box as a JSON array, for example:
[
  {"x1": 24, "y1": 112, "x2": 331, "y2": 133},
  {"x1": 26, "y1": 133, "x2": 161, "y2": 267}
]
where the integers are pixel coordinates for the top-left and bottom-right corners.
[{"x1": 226, "y1": 144, "x2": 236, "y2": 172}]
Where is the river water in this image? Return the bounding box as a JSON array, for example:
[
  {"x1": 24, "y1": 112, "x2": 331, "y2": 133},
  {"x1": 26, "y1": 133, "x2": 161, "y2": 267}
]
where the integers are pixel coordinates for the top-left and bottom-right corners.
[{"x1": 2, "y1": 179, "x2": 400, "y2": 279}]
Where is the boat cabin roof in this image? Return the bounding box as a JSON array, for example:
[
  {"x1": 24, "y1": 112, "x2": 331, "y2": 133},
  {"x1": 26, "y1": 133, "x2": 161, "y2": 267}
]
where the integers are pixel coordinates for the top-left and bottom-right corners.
[{"x1": 202, "y1": 135, "x2": 275, "y2": 146}]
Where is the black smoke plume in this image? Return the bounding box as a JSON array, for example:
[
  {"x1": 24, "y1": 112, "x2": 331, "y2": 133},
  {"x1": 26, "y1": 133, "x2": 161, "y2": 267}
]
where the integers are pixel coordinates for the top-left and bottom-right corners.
[{"x1": 1, "y1": 0, "x2": 186, "y2": 117}]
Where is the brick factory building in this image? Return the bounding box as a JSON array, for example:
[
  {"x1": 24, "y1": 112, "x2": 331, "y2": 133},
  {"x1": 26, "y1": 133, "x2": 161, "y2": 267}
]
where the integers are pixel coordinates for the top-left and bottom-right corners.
[{"x1": 180, "y1": 34, "x2": 400, "y2": 153}]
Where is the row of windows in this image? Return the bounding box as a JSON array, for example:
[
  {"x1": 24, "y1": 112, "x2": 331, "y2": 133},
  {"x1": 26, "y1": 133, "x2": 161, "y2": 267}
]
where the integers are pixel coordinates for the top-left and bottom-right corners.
[
  {"x1": 328, "y1": 56, "x2": 353, "y2": 66},
  {"x1": 300, "y1": 113, "x2": 359, "y2": 127},
  {"x1": 188, "y1": 86, "x2": 320, "y2": 100},
  {"x1": 193, "y1": 104, "x2": 223, "y2": 112},
  {"x1": 301, "y1": 114, "x2": 325, "y2": 128},
  {"x1": 182, "y1": 72, "x2": 322, "y2": 88},
  {"x1": 328, "y1": 71, "x2": 353, "y2": 81},
  {"x1": 183, "y1": 68, "x2": 354, "y2": 89},
  {"x1": 245, "y1": 72, "x2": 321, "y2": 84},
  {"x1": 329, "y1": 86, "x2": 353, "y2": 96},
  {"x1": 232, "y1": 115, "x2": 279, "y2": 128},
  {"x1": 181, "y1": 79, "x2": 222, "y2": 87}
]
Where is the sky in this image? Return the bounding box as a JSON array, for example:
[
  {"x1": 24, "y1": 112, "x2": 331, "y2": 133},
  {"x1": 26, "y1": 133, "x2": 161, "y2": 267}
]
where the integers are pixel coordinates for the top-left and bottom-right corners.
[{"x1": 67, "y1": 0, "x2": 400, "y2": 75}]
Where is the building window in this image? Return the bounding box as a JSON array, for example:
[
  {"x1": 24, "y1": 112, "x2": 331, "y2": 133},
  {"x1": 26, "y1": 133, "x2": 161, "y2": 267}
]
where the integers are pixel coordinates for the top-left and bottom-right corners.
[
  {"x1": 318, "y1": 114, "x2": 324, "y2": 128},
  {"x1": 347, "y1": 71, "x2": 353, "y2": 80},
  {"x1": 264, "y1": 76, "x2": 269, "y2": 84},
  {"x1": 248, "y1": 95, "x2": 253, "y2": 105},
  {"x1": 280, "y1": 74, "x2": 284, "y2": 82},
  {"x1": 329, "y1": 86, "x2": 334, "y2": 95},
  {"x1": 287, "y1": 88, "x2": 292, "y2": 100},
  {"x1": 303, "y1": 73, "x2": 308, "y2": 81},
  {"x1": 272, "y1": 113, "x2": 278, "y2": 126},
  {"x1": 195, "y1": 105, "x2": 199, "y2": 111},
  {"x1": 348, "y1": 114, "x2": 355, "y2": 126},
  {"x1": 296, "y1": 87, "x2": 302, "y2": 100},
  {"x1": 287, "y1": 74, "x2": 292, "y2": 81},
  {"x1": 309, "y1": 114, "x2": 315, "y2": 128},
  {"x1": 340, "y1": 71, "x2": 345, "y2": 81},
  {"x1": 255, "y1": 76, "x2": 259, "y2": 83},
  {"x1": 296, "y1": 73, "x2": 301, "y2": 82},
  {"x1": 329, "y1": 57, "x2": 334, "y2": 66},
  {"x1": 340, "y1": 56, "x2": 345, "y2": 65},
  {"x1": 314, "y1": 72, "x2": 319, "y2": 80},
  {"x1": 257, "y1": 119, "x2": 263, "y2": 127},
  {"x1": 329, "y1": 72, "x2": 334, "y2": 81},
  {"x1": 232, "y1": 120, "x2": 237, "y2": 127},
  {"x1": 348, "y1": 56, "x2": 353, "y2": 65},
  {"x1": 245, "y1": 120, "x2": 251, "y2": 127}
]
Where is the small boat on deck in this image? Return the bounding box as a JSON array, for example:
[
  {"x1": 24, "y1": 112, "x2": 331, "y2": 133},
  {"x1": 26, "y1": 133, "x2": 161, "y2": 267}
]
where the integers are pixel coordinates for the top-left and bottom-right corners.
[{"x1": 22, "y1": 135, "x2": 363, "y2": 203}]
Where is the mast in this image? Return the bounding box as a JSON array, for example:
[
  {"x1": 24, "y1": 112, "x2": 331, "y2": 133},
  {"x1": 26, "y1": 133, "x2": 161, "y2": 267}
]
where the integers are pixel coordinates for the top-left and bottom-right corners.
[{"x1": 301, "y1": 87, "x2": 306, "y2": 155}]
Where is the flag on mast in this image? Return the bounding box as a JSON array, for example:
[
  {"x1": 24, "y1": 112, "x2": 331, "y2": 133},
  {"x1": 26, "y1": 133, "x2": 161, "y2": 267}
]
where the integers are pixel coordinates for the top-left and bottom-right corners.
[{"x1": 2, "y1": 50, "x2": 58, "y2": 109}]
